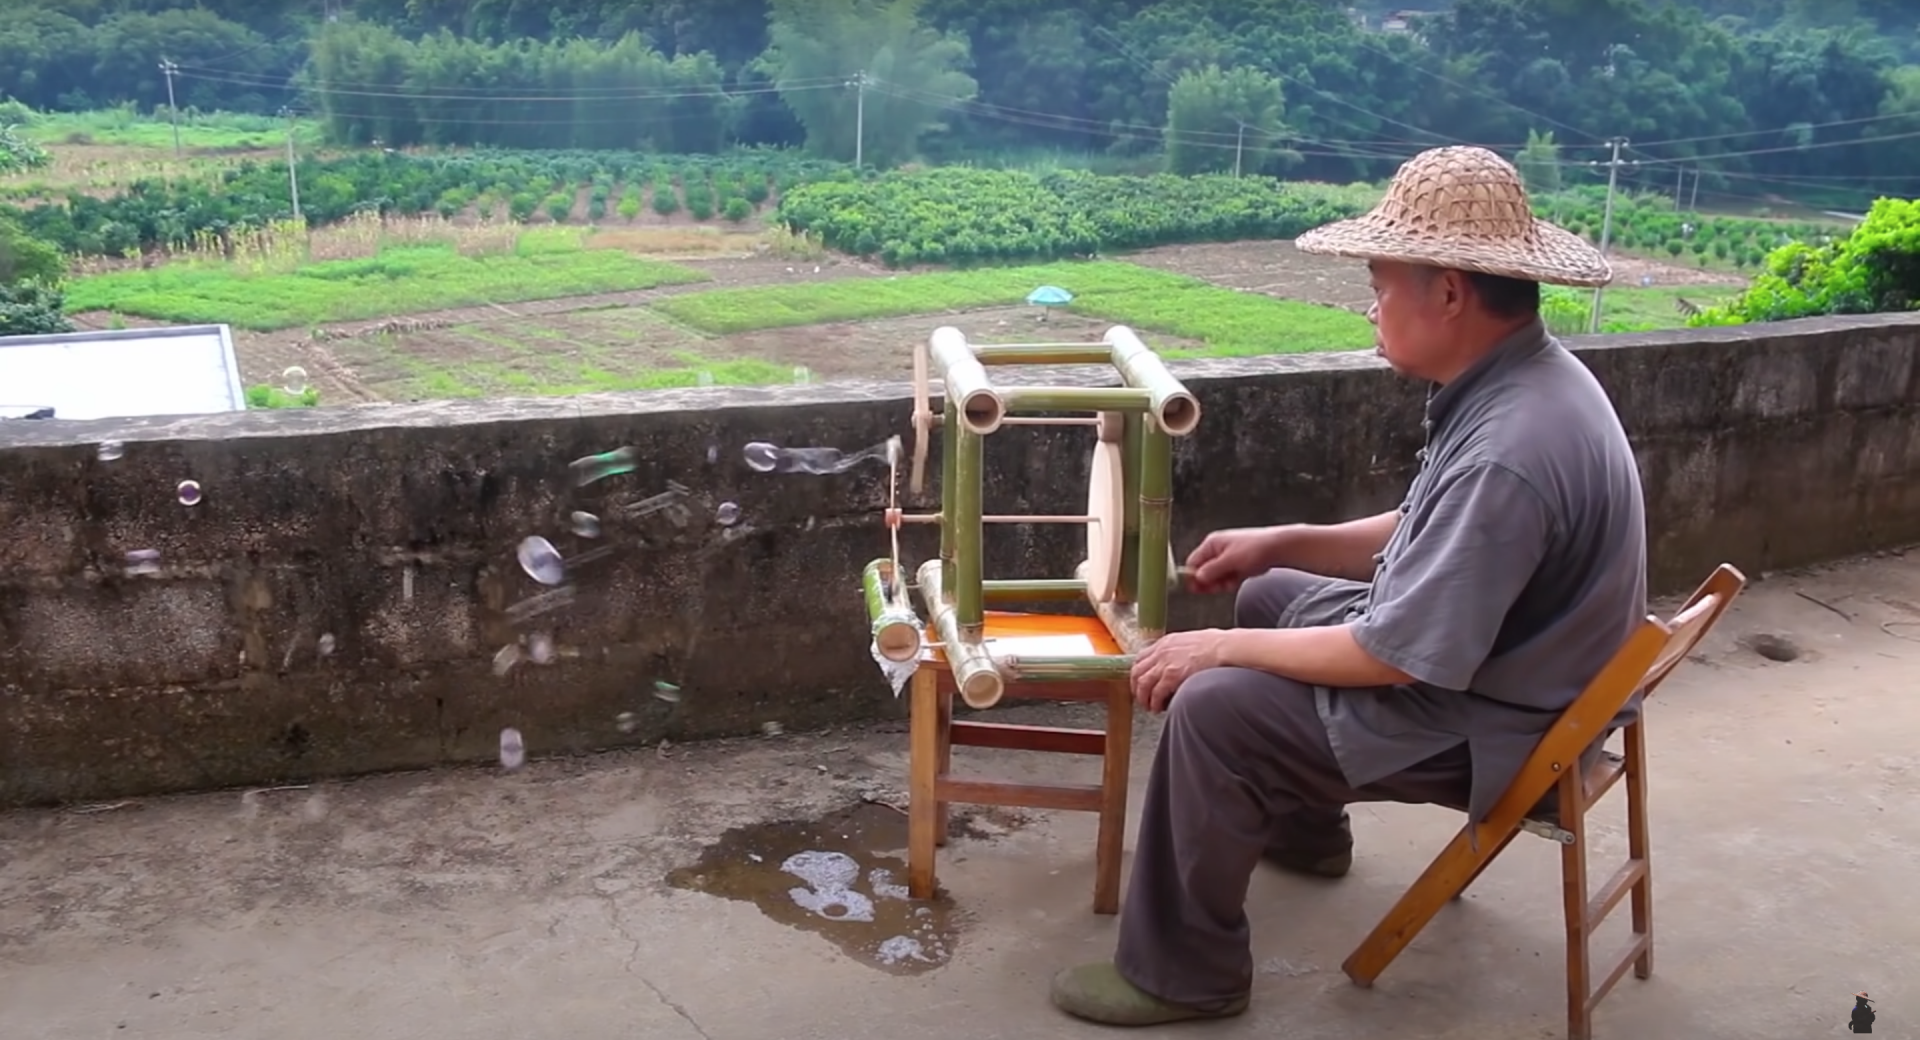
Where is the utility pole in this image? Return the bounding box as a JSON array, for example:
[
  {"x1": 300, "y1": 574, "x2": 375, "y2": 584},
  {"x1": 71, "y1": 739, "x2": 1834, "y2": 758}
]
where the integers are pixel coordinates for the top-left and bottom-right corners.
[
  {"x1": 1673, "y1": 163, "x2": 1684, "y2": 206},
  {"x1": 852, "y1": 71, "x2": 866, "y2": 169},
  {"x1": 158, "y1": 59, "x2": 182, "y2": 156},
  {"x1": 1234, "y1": 124, "x2": 1245, "y2": 178},
  {"x1": 280, "y1": 106, "x2": 302, "y2": 222},
  {"x1": 1588, "y1": 136, "x2": 1629, "y2": 334},
  {"x1": 1688, "y1": 168, "x2": 1701, "y2": 211}
]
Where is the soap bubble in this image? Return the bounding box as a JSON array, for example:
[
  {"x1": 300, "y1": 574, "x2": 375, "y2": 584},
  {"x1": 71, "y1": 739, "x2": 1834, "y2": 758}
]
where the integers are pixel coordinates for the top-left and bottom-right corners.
[
  {"x1": 653, "y1": 680, "x2": 682, "y2": 703},
  {"x1": 696, "y1": 370, "x2": 714, "y2": 387},
  {"x1": 317, "y1": 633, "x2": 335, "y2": 657},
  {"x1": 616, "y1": 712, "x2": 640, "y2": 733},
  {"x1": 706, "y1": 444, "x2": 719, "y2": 465},
  {"x1": 176, "y1": 480, "x2": 202, "y2": 507},
  {"x1": 526, "y1": 632, "x2": 555, "y2": 665},
  {"x1": 516, "y1": 536, "x2": 565, "y2": 585},
  {"x1": 123, "y1": 549, "x2": 161, "y2": 576},
  {"x1": 715, "y1": 502, "x2": 741, "y2": 526},
  {"x1": 742, "y1": 442, "x2": 779, "y2": 472},
  {"x1": 761, "y1": 721, "x2": 784, "y2": 738},
  {"x1": 792, "y1": 366, "x2": 811, "y2": 385},
  {"x1": 492, "y1": 643, "x2": 521, "y2": 676},
  {"x1": 570, "y1": 447, "x2": 638, "y2": 487},
  {"x1": 570, "y1": 511, "x2": 601, "y2": 538},
  {"x1": 499, "y1": 728, "x2": 526, "y2": 770},
  {"x1": 97, "y1": 441, "x2": 124, "y2": 462},
  {"x1": 281, "y1": 366, "x2": 309, "y2": 395}
]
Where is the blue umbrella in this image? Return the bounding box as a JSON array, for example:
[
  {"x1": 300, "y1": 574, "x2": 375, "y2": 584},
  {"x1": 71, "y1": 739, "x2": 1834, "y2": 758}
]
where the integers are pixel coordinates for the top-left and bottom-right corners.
[{"x1": 1026, "y1": 285, "x2": 1073, "y2": 321}]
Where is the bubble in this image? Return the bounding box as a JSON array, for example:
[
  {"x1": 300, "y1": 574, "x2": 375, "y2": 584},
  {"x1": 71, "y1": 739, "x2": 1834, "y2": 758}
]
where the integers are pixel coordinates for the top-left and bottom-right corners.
[
  {"x1": 176, "y1": 480, "x2": 202, "y2": 507},
  {"x1": 706, "y1": 444, "x2": 719, "y2": 465},
  {"x1": 97, "y1": 441, "x2": 124, "y2": 462},
  {"x1": 499, "y1": 728, "x2": 526, "y2": 770},
  {"x1": 526, "y1": 632, "x2": 555, "y2": 665},
  {"x1": 516, "y1": 536, "x2": 565, "y2": 585},
  {"x1": 792, "y1": 366, "x2": 812, "y2": 385},
  {"x1": 492, "y1": 643, "x2": 522, "y2": 676},
  {"x1": 281, "y1": 366, "x2": 309, "y2": 395},
  {"x1": 123, "y1": 548, "x2": 161, "y2": 576},
  {"x1": 761, "y1": 721, "x2": 784, "y2": 738},
  {"x1": 569, "y1": 447, "x2": 638, "y2": 487},
  {"x1": 653, "y1": 681, "x2": 682, "y2": 703},
  {"x1": 616, "y1": 712, "x2": 640, "y2": 734},
  {"x1": 317, "y1": 633, "x2": 335, "y2": 656},
  {"x1": 696, "y1": 370, "x2": 714, "y2": 387},
  {"x1": 570, "y1": 511, "x2": 601, "y2": 538},
  {"x1": 742, "y1": 442, "x2": 780, "y2": 473},
  {"x1": 715, "y1": 502, "x2": 741, "y2": 526}
]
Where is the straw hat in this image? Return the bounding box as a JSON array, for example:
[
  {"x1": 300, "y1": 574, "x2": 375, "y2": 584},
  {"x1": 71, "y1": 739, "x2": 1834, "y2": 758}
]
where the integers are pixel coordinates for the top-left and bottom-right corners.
[{"x1": 1295, "y1": 145, "x2": 1612, "y2": 288}]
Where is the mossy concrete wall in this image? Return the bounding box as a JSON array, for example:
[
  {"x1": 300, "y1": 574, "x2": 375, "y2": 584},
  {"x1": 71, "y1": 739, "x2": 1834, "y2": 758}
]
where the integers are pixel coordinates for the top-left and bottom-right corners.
[{"x1": 3, "y1": 313, "x2": 1918, "y2": 806}]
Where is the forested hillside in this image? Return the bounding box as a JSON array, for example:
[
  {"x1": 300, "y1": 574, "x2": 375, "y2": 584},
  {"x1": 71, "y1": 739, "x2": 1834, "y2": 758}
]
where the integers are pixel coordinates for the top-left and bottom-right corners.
[{"x1": 1, "y1": 0, "x2": 1916, "y2": 203}]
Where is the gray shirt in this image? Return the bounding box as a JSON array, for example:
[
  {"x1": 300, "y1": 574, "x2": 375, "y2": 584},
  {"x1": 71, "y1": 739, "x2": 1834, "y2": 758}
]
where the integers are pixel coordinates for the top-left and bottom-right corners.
[{"x1": 1302, "y1": 318, "x2": 1649, "y2": 823}]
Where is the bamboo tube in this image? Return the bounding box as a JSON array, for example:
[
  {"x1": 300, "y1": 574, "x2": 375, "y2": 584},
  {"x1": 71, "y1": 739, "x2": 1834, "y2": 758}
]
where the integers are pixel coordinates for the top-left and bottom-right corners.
[
  {"x1": 1136, "y1": 423, "x2": 1174, "y2": 636},
  {"x1": 984, "y1": 578, "x2": 1087, "y2": 603},
  {"x1": 999, "y1": 654, "x2": 1135, "y2": 682},
  {"x1": 1105, "y1": 326, "x2": 1202, "y2": 437},
  {"x1": 970, "y1": 343, "x2": 1114, "y2": 365},
  {"x1": 898, "y1": 513, "x2": 1093, "y2": 525},
  {"x1": 997, "y1": 416, "x2": 1100, "y2": 427},
  {"x1": 951, "y1": 426, "x2": 985, "y2": 633},
  {"x1": 1116, "y1": 411, "x2": 1143, "y2": 603},
  {"x1": 1077, "y1": 560, "x2": 1151, "y2": 654},
  {"x1": 929, "y1": 327, "x2": 1006, "y2": 434},
  {"x1": 939, "y1": 407, "x2": 959, "y2": 581},
  {"x1": 1002, "y1": 386, "x2": 1151, "y2": 414},
  {"x1": 917, "y1": 558, "x2": 1005, "y2": 708},
  {"x1": 861, "y1": 558, "x2": 924, "y2": 662}
]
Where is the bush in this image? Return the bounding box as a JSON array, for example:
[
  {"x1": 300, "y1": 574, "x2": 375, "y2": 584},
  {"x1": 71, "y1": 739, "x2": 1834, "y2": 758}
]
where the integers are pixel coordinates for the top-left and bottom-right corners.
[
  {"x1": 617, "y1": 187, "x2": 642, "y2": 220},
  {"x1": 543, "y1": 192, "x2": 573, "y2": 223},
  {"x1": 0, "y1": 282, "x2": 74, "y2": 336},
  {"x1": 245, "y1": 384, "x2": 320, "y2": 408},
  {"x1": 1689, "y1": 198, "x2": 1920, "y2": 325},
  {"x1": 722, "y1": 196, "x2": 753, "y2": 222},
  {"x1": 652, "y1": 187, "x2": 680, "y2": 216}
]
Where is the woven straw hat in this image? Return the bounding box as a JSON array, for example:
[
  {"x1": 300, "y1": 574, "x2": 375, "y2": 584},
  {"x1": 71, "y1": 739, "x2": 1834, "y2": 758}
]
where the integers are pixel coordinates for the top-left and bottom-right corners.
[{"x1": 1295, "y1": 145, "x2": 1612, "y2": 288}]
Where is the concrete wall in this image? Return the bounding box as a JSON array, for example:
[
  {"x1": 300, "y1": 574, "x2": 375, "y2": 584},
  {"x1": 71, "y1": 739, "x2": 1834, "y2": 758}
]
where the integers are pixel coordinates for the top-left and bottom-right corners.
[{"x1": 3, "y1": 313, "x2": 1918, "y2": 806}]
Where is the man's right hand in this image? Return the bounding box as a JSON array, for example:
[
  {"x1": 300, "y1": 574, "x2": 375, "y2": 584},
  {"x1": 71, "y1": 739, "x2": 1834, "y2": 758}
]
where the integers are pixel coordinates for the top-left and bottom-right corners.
[{"x1": 1183, "y1": 527, "x2": 1285, "y2": 594}]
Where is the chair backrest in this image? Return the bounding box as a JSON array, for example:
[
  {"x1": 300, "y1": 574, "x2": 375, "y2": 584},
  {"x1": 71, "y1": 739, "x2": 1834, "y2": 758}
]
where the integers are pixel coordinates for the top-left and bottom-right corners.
[{"x1": 1478, "y1": 563, "x2": 1748, "y2": 824}]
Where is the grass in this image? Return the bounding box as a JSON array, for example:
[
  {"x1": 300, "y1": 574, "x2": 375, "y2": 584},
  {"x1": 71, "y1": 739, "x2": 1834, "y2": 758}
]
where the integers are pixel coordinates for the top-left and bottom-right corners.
[
  {"x1": 653, "y1": 261, "x2": 1375, "y2": 355},
  {"x1": 386, "y1": 351, "x2": 798, "y2": 399},
  {"x1": 65, "y1": 235, "x2": 711, "y2": 330},
  {"x1": 15, "y1": 106, "x2": 325, "y2": 152}
]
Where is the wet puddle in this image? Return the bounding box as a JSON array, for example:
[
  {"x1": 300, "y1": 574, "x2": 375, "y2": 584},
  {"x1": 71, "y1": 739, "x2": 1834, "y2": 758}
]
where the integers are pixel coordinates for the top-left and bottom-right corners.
[{"x1": 666, "y1": 801, "x2": 996, "y2": 975}]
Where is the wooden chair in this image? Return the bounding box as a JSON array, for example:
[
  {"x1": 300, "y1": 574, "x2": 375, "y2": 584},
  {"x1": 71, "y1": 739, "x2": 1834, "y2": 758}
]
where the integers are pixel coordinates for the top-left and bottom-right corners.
[
  {"x1": 1342, "y1": 563, "x2": 1748, "y2": 1040},
  {"x1": 906, "y1": 611, "x2": 1135, "y2": 913}
]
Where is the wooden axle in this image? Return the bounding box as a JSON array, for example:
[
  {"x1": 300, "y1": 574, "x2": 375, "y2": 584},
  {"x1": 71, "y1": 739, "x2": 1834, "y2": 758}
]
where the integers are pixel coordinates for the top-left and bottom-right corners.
[{"x1": 888, "y1": 509, "x2": 1096, "y2": 527}]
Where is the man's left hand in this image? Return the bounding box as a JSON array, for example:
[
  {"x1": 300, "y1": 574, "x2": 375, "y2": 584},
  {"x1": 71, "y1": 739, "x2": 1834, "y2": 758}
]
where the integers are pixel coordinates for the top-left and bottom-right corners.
[{"x1": 1130, "y1": 629, "x2": 1229, "y2": 713}]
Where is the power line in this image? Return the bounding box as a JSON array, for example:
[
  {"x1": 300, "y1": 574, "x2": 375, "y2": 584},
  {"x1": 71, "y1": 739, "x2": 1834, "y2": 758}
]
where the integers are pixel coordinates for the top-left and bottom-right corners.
[{"x1": 174, "y1": 67, "x2": 845, "y2": 103}]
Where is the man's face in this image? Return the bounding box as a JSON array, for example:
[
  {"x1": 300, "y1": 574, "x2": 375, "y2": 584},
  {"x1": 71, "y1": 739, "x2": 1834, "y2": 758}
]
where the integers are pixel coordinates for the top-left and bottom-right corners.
[{"x1": 1367, "y1": 260, "x2": 1459, "y2": 380}]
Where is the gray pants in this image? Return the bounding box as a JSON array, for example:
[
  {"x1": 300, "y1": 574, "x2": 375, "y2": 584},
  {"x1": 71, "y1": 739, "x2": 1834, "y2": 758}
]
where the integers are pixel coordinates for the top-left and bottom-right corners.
[{"x1": 1113, "y1": 568, "x2": 1474, "y2": 1009}]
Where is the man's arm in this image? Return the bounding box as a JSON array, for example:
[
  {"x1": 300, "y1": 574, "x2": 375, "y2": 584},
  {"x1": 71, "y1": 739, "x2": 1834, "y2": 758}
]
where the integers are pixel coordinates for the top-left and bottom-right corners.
[{"x1": 1270, "y1": 509, "x2": 1401, "y2": 581}]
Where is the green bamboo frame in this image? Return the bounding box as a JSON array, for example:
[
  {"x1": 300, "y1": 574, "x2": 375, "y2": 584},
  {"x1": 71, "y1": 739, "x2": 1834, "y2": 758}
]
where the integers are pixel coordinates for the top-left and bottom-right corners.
[{"x1": 859, "y1": 325, "x2": 1202, "y2": 708}]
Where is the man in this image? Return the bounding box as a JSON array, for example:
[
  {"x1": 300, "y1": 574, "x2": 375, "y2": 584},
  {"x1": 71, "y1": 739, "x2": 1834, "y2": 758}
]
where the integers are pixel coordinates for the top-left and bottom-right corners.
[
  {"x1": 1050, "y1": 145, "x2": 1650, "y2": 1026},
  {"x1": 1851, "y1": 991, "x2": 1875, "y2": 1033}
]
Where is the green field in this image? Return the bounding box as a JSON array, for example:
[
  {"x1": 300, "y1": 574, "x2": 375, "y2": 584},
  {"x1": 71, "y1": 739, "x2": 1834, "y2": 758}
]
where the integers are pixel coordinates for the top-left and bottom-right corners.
[
  {"x1": 653, "y1": 262, "x2": 1376, "y2": 355},
  {"x1": 66, "y1": 240, "x2": 711, "y2": 329},
  {"x1": 16, "y1": 106, "x2": 326, "y2": 152}
]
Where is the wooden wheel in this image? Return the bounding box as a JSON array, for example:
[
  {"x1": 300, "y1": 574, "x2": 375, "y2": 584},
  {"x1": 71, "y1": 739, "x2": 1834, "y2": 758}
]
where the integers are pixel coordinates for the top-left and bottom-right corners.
[
  {"x1": 1084, "y1": 439, "x2": 1126, "y2": 602},
  {"x1": 909, "y1": 339, "x2": 932, "y2": 494}
]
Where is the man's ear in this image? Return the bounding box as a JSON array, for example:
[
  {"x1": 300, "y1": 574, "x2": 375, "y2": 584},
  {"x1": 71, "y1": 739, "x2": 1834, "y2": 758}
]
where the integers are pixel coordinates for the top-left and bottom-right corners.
[{"x1": 1437, "y1": 269, "x2": 1470, "y2": 320}]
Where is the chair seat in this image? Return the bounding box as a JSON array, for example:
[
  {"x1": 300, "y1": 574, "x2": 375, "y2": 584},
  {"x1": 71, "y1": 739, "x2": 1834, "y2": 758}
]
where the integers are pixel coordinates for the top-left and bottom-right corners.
[{"x1": 917, "y1": 611, "x2": 1125, "y2": 668}]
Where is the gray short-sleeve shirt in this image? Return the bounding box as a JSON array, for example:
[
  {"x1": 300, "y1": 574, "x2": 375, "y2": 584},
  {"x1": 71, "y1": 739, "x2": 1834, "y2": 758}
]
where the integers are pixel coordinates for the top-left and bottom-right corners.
[{"x1": 1312, "y1": 318, "x2": 1649, "y2": 823}]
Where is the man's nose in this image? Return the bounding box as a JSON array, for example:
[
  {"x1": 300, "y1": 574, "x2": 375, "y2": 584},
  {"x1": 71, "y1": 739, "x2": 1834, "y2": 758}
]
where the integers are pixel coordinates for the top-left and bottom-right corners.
[{"x1": 1366, "y1": 301, "x2": 1379, "y2": 325}]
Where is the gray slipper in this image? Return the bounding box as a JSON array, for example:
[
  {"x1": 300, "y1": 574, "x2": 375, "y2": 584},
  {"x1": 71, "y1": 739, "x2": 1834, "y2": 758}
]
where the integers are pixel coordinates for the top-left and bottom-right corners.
[{"x1": 1050, "y1": 961, "x2": 1250, "y2": 1027}]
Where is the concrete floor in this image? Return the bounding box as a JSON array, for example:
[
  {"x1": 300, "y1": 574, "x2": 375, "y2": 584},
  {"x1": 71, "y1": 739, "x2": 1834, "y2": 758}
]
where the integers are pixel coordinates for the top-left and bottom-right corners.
[{"x1": 3, "y1": 554, "x2": 1917, "y2": 1040}]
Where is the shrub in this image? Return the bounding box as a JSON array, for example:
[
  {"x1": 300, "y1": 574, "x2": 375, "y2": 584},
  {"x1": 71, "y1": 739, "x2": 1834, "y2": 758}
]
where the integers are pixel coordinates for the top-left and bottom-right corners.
[{"x1": 722, "y1": 196, "x2": 753, "y2": 222}]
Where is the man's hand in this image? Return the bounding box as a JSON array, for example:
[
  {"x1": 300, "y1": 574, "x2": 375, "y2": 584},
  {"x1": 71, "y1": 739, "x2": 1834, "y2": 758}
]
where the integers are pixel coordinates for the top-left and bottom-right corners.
[
  {"x1": 1129, "y1": 629, "x2": 1229, "y2": 713},
  {"x1": 1183, "y1": 528, "x2": 1284, "y2": 594}
]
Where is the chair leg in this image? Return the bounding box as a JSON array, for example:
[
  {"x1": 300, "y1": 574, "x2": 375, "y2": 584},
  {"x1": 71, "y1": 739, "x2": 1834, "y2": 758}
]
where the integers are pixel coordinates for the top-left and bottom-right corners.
[
  {"x1": 907, "y1": 668, "x2": 941, "y2": 900},
  {"x1": 1343, "y1": 819, "x2": 1519, "y2": 985},
  {"x1": 1091, "y1": 679, "x2": 1134, "y2": 915},
  {"x1": 1558, "y1": 774, "x2": 1594, "y2": 1040},
  {"x1": 1622, "y1": 722, "x2": 1653, "y2": 979},
  {"x1": 933, "y1": 687, "x2": 953, "y2": 848}
]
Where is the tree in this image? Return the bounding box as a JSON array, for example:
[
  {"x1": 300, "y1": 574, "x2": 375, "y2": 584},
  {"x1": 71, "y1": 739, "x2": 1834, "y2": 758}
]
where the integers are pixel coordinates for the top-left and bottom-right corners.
[
  {"x1": 1164, "y1": 64, "x2": 1293, "y2": 176},
  {"x1": 1515, "y1": 128, "x2": 1563, "y2": 194},
  {"x1": 0, "y1": 215, "x2": 72, "y2": 336},
  {"x1": 763, "y1": 0, "x2": 979, "y2": 167}
]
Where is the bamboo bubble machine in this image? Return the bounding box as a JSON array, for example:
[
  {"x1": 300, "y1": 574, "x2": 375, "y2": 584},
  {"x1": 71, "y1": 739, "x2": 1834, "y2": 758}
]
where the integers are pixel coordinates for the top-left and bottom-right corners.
[{"x1": 860, "y1": 325, "x2": 1202, "y2": 708}]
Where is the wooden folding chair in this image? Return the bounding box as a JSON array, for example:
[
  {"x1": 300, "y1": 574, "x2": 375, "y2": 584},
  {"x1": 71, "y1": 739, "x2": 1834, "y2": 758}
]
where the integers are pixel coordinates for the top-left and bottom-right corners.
[
  {"x1": 907, "y1": 611, "x2": 1135, "y2": 914},
  {"x1": 1342, "y1": 563, "x2": 1748, "y2": 1040}
]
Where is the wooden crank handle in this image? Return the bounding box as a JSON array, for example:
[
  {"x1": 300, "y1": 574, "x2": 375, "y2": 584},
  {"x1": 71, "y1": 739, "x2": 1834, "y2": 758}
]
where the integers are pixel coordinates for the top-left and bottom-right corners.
[{"x1": 909, "y1": 338, "x2": 931, "y2": 494}]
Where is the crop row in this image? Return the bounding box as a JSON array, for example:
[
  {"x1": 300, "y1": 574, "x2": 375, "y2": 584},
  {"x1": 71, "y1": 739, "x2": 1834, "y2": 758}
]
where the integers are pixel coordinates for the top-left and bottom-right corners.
[{"x1": 4, "y1": 148, "x2": 857, "y2": 257}]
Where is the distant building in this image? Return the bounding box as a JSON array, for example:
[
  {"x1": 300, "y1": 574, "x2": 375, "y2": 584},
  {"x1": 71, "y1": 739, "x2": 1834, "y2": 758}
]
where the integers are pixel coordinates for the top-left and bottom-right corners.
[
  {"x1": 0, "y1": 324, "x2": 246, "y2": 421},
  {"x1": 1381, "y1": 9, "x2": 1432, "y2": 33}
]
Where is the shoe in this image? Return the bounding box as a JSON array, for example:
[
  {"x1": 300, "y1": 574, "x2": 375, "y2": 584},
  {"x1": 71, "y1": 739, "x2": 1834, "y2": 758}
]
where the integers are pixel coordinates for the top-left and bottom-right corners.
[
  {"x1": 1262, "y1": 846, "x2": 1353, "y2": 879},
  {"x1": 1050, "y1": 962, "x2": 1250, "y2": 1027}
]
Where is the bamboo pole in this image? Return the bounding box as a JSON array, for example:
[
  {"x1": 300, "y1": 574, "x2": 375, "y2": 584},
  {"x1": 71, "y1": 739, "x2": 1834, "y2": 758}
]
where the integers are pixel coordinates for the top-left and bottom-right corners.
[
  {"x1": 1105, "y1": 326, "x2": 1202, "y2": 437},
  {"x1": 1136, "y1": 422, "x2": 1174, "y2": 636},
  {"x1": 996, "y1": 416, "x2": 1100, "y2": 427},
  {"x1": 929, "y1": 326, "x2": 1005, "y2": 434},
  {"x1": 983, "y1": 578, "x2": 1087, "y2": 603},
  {"x1": 970, "y1": 344, "x2": 1114, "y2": 365},
  {"x1": 1116, "y1": 411, "x2": 1143, "y2": 603},
  {"x1": 1077, "y1": 560, "x2": 1151, "y2": 654},
  {"x1": 861, "y1": 558, "x2": 924, "y2": 662},
  {"x1": 951, "y1": 426, "x2": 985, "y2": 633},
  {"x1": 999, "y1": 654, "x2": 1135, "y2": 682},
  {"x1": 939, "y1": 407, "x2": 958, "y2": 583},
  {"x1": 917, "y1": 558, "x2": 1005, "y2": 708},
  {"x1": 1002, "y1": 386, "x2": 1151, "y2": 414},
  {"x1": 896, "y1": 513, "x2": 1094, "y2": 525}
]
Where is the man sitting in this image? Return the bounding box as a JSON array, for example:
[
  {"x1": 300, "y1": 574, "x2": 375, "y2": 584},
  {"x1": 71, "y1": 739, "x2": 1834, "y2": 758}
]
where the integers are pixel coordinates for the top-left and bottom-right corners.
[{"x1": 1050, "y1": 145, "x2": 1650, "y2": 1026}]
